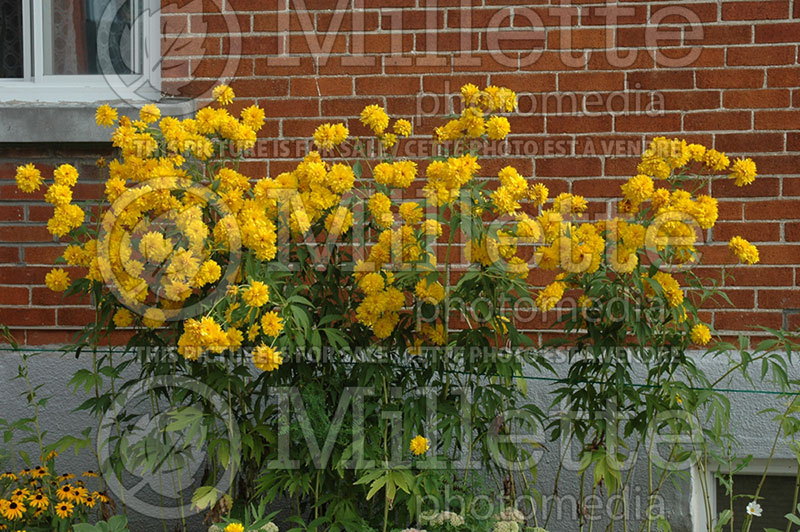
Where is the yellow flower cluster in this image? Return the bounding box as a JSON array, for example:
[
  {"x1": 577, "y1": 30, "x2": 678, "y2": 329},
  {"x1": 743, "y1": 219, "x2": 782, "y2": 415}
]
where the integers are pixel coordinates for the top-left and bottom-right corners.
[
  {"x1": 728, "y1": 236, "x2": 760, "y2": 264},
  {"x1": 524, "y1": 138, "x2": 759, "y2": 325},
  {"x1": 0, "y1": 463, "x2": 109, "y2": 524},
  {"x1": 434, "y1": 83, "x2": 517, "y2": 142}
]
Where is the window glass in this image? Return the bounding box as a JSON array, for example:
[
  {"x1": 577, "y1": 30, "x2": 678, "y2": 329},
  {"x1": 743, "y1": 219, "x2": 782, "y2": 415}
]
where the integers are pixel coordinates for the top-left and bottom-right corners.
[
  {"x1": 716, "y1": 474, "x2": 799, "y2": 531},
  {"x1": 0, "y1": 0, "x2": 23, "y2": 78},
  {"x1": 44, "y1": 0, "x2": 134, "y2": 76}
]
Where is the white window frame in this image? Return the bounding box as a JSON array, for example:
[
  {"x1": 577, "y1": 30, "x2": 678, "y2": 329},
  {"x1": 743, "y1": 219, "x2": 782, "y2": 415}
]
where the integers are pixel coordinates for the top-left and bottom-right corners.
[
  {"x1": 691, "y1": 458, "x2": 799, "y2": 532},
  {"x1": 1, "y1": 0, "x2": 161, "y2": 102}
]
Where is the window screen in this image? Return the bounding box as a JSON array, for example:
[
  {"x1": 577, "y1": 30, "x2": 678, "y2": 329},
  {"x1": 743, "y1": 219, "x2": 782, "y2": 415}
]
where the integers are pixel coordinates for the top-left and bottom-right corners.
[
  {"x1": 716, "y1": 473, "x2": 800, "y2": 531},
  {"x1": 0, "y1": 0, "x2": 23, "y2": 78},
  {"x1": 45, "y1": 0, "x2": 134, "y2": 76}
]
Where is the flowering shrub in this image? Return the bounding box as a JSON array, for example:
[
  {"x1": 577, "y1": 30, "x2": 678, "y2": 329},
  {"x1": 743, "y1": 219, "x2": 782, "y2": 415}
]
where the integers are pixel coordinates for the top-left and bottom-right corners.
[
  {"x1": 10, "y1": 81, "x2": 775, "y2": 532},
  {"x1": 13, "y1": 84, "x2": 551, "y2": 531}
]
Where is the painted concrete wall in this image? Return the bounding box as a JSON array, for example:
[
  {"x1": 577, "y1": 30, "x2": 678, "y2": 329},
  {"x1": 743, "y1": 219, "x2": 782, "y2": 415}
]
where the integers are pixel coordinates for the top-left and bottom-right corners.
[{"x1": 1, "y1": 347, "x2": 796, "y2": 532}]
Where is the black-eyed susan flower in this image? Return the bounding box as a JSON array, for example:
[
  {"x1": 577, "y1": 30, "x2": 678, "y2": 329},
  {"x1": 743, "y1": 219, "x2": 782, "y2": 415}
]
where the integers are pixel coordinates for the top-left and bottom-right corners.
[
  {"x1": 72, "y1": 485, "x2": 89, "y2": 502},
  {"x1": 10, "y1": 488, "x2": 29, "y2": 501},
  {"x1": 0, "y1": 472, "x2": 17, "y2": 481},
  {"x1": 31, "y1": 466, "x2": 48, "y2": 479},
  {"x1": 28, "y1": 492, "x2": 48, "y2": 510},
  {"x1": 93, "y1": 491, "x2": 110, "y2": 504},
  {"x1": 1, "y1": 500, "x2": 25, "y2": 520},
  {"x1": 55, "y1": 501, "x2": 74, "y2": 519},
  {"x1": 82, "y1": 470, "x2": 99, "y2": 478},
  {"x1": 56, "y1": 484, "x2": 74, "y2": 501}
]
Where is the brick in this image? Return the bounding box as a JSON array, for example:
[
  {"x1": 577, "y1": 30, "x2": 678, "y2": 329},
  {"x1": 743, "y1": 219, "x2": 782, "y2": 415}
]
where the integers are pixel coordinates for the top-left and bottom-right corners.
[
  {"x1": 580, "y1": 4, "x2": 648, "y2": 25},
  {"x1": 490, "y1": 73, "x2": 556, "y2": 92},
  {"x1": 356, "y1": 76, "x2": 420, "y2": 95},
  {"x1": 758, "y1": 246, "x2": 800, "y2": 264},
  {"x1": 535, "y1": 158, "x2": 601, "y2": 177},
  {"x1": 691, "y1": 25, "x2": 753, "y2": 46},
  {"x1": 755, "y1": 155, "x2": 800, "y2": 175},
  {"x1": 162, "y1": 35, "x2": 219, "y2": 56},
  {"x1": 0, "y1": 287, "x2": 29, "y2": 306},
  {"x1": 658, "y1": 47, "x2": 725, "y2": 69},
  {"x1": 0, "y1": 308, "x2": 55, "y2": 327},
  {"x1": 190, "y1": 13, "x2": 251, "y2": 33},
  {"x1": 697, "y1": 70, "x2": 765, "y2": 89},
  {"x1": 22, "y1": 246, "x2": 64, "y2": 264},
  {"x1": 0, "y1": 246, "x2": 19, "y2": 263},
  {"x1": 713, "y1": 178, "x2": 780, "y2": 199},
  {"x1": 715, "y1": 311, "x2": 783, "y2": 330},
  {"x1": 0, "y1": 226, "x2": 53, "y2": 243},
  {"x1": 713, "y1": 222, "x2": 781, "y2": 241},
  {"x1": 547, "y1": 28, "x2": 608, "y2": 49},
  {"x1": 0, "y1": 205, "x2": 23, "y2": 221},
  {"x1": 755, "y1": 110, "x2": 800, "y2": 130},
  {"x1": 729, "y1": 267, "x2": 794, "y2": 286},
  {"x1": 547, "y1": 115, "x2": 613, "y2": 134},
  {"x1": 660, "y1": 90, "x2": 720, "y2": 111},
  {"x1": 758, "y1": 290, "x2": 800, "y2": 309},
  {"x1": 291, "y1": 77, "x2": 352, "y2": 97},
  {"x1": 615, "y1": 114, "x2": 682, "y2": 132},
  {"x1": 723, "y1": 89, "x2": 791, "y2": 109},
  {"x1": 616, "y1": 27, "x2": 681, "y2": 48},
  {"x1": 685, "y1": 111, "x2": 751, "y2": 131},
  {"x1": 746, "y1": 200, "x2": 800, "y2": 220},
  {"x1": 787, "y1": 222, "x2": 800, "y2": 241},
  {"x1": 785, "y1": 177, "x2": 800, "y2": 195},
  {"x1": 230, "y1": 78, "x2": 289, "y2": 97},
  {"x1": 728, "y1": 46, "x2": 797, "y2": 66},
  {"x1": 767, "y1": 67, "x2": 800, "y2": 88},
  {"x1": 722, "y1": 1, "x2": 790, "y2": 20},
  {"x1": 559, "y1": 72, "x2": 624, "y2": 92},
  {"x1": 627, "y1": 70, "x2": 693, "y2": 90},
  {"x1": 715, "y1": 133, "x2": 785, "y2": 153},
  {"x1": 587, "y1": 50, "x2": 655, "y2": 70},
  {"x1": 755, "y1": 23, "x2": 800, "y2": 43},
  {"x1": 316, "y1": 56, "x2": 383, "y2": 75},
  {"x1": 572, "y1": 178, "x2": 627, "y2": 197}
]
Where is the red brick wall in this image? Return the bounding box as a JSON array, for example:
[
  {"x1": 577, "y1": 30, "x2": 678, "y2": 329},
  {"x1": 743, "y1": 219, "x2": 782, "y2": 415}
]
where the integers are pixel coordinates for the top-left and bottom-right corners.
[{"x1": 1, "y1": 0, "x2": 799, "y2": 344}]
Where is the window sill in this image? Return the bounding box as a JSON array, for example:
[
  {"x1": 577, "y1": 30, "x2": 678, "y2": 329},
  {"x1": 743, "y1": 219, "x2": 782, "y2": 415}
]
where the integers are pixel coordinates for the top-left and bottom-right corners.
[{"x1": 0, "y1": 99, "x2": 196, "y2": 143}]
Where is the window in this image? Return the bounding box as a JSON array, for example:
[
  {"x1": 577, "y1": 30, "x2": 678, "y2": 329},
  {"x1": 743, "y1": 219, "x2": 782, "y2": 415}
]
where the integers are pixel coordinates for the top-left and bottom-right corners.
[
  {"x1": 0, "y1": 0, "x2": 160, "y2": 102},
  {"x1": 692, "y1": 459, "x2": 800, "y2": 532},
  {"x1": 716, "y1": 473, "x2": 799, "y2": 531}
]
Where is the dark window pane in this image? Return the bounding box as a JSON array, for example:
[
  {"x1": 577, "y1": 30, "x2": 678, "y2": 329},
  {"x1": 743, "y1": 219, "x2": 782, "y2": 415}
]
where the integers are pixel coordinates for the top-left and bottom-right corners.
[
  {"x1": 0, "y1": 0, "x2": 23, "y2": 78},
  {"x1": 716, "y1": 474, "x2": 800, "y2": 531}
]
